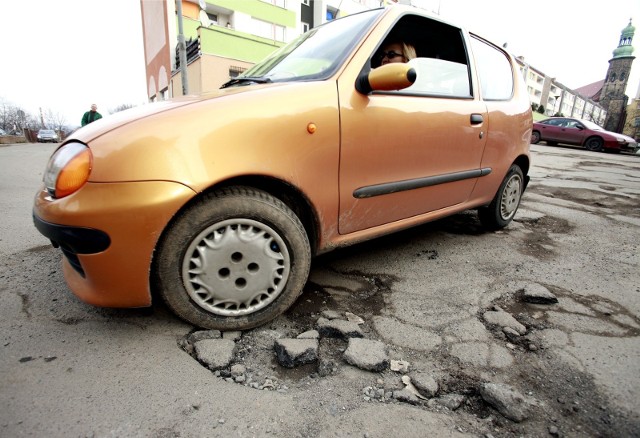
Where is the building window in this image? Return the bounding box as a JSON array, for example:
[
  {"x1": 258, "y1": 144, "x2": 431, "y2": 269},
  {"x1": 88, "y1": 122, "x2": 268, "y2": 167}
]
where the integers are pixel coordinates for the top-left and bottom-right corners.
[
  {"x1": 229, "y1": 66, "x2": 247, "y2": 78},
  {"x1": 620, "y1": 72, "x2": 625, "y2": 81},
  {"x1": 261, "y1": 0, "x2": 286, "y2": 7},
  {"x1": 302, "y1": 22, "x2": 309, "y2": 33},
  {"x1": 207, "y1": 13, "x2": 218, "y2": 24},
  {"x1": 326, "y1": 7, "x2": 338, "y2": 20},
  {"x1": 610, "y1": 73, "x2": 616, "y2": 82},
  {"x1": 251, "y1": 18, "x2": 285, "y2": 41},
  {"x1": 302, "y1": 0, "x2": 309, "y2": 4}
]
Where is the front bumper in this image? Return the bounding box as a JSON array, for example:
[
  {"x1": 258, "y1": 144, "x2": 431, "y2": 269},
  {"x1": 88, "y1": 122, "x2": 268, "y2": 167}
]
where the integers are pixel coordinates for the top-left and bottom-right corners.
[
  {"x1": 33, "y1": 215, "x2": 110, "y2": 276},
  {"x1": 33, "y1": 180, "x2": 196, "y2": 308}
]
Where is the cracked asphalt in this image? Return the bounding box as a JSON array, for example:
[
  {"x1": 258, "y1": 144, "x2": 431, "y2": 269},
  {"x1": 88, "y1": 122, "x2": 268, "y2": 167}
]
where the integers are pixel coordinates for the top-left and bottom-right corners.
[{"x1": 1, "y1": 142, "x2": 638, "y2": 437}]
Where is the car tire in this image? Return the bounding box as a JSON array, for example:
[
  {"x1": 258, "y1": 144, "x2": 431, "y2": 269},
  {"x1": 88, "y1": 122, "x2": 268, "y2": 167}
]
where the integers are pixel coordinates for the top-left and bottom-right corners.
[
  {"x1": 531, "y1": 131, "x2": 541, "y2": 144},
  {"x1": 478, "y1": 165, "x2": 524, "y2": 231},
  {"x1": 154, "y1": 186, "x2": 311, "y2": 330},
  {"x1": 585, "y1": 137, "x2": 603, "y2": 152}
]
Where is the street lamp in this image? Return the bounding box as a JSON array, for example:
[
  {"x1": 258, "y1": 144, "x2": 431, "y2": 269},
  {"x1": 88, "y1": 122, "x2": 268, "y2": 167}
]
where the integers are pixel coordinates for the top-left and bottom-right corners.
[
  {"x1": 554, "y1": 94, "x2": 561, "y2": 116},
  {"x1": 176, "y1": 0, "x2": 189, "y2": 96}
]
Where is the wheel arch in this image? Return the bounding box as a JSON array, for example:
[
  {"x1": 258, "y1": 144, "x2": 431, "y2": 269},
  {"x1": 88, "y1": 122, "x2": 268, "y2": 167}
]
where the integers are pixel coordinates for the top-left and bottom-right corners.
[
  {"x1": 512, "y1": 154, "x2": 530, "y2": 190},
  {"x1": 214, "y1": 176, "x2": 319, "y2": 254},
  {"x1": 155, "y1": 175, "x2": 320, "y2": 258},
  {"x1": 583, "y1": 135, "x2": 604, "y2": 146}
]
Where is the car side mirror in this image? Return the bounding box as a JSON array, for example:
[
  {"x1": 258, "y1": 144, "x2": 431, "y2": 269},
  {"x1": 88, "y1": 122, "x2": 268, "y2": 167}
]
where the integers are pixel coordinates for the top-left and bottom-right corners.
[{"x1": 355, "y1": 63, "x2": 417, "y2": 95}]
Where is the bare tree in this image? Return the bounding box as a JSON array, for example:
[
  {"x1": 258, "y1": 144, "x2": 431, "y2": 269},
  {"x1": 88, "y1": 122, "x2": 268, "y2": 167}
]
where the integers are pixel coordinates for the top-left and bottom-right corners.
[
  {"x1": 0, "y1": 98, "x2": 36, "y2": 134},
  {"x1": 109, "y1": 103, "x2": 135, "y2": 114},
  {"x1": 44, "y1": 108, "x2": 67, "y2": 132}
]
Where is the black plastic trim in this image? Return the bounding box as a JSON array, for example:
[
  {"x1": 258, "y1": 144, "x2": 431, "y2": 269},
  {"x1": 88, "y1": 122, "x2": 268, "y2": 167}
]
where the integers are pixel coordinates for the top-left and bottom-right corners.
[
  {"x1": 353, "y1": 168, "x2": 492, "y2": 199},
  {"x1": 33, "y1": 213, "x2": 111, "y2": 254}
]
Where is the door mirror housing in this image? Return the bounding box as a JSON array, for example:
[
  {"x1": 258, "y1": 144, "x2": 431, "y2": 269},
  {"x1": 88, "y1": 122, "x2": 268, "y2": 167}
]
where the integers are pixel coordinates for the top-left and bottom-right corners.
[{"x1": 355, "y1": 63, "x2": 416, "y2": 94}]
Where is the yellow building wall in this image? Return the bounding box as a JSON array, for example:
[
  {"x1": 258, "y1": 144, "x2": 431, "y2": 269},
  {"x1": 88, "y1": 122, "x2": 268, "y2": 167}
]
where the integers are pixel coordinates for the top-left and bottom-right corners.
[{"x1": 181, "y1": 1, "x2": 200, "y2": 19}]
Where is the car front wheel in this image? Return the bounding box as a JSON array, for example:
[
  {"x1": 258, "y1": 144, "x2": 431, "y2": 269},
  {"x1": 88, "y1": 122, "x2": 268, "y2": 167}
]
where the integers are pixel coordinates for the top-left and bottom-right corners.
[
  {"x1": 154, "y1": 187, "x2": 311, "y2": 330},
  {"x1": 531, "y1": 131, "x2": 541, "y2": 144},
  {"x1": 585, "y1": 137, "x2": 604, "y2": 152},
  {"x1": 478, "y1": 165, "x2": 524, "y2": 230}
]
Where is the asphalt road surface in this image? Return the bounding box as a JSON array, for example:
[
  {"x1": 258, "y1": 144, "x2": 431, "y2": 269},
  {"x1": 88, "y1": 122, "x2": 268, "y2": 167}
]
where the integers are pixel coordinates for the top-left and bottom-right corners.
[{"x1": 1, "y1": 142, "x2": 638, "y2": 437}]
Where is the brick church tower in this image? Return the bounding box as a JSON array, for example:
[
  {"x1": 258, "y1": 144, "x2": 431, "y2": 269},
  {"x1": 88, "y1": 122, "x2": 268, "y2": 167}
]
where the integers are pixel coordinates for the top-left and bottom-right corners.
[{"x1": 599, "y1": 20, "x2": 635, "y2": 133}]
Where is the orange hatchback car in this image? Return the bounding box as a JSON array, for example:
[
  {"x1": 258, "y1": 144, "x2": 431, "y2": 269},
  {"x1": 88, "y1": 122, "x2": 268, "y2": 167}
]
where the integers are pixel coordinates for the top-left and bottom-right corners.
[{"x1": 33, "y1": 6, "x2": 531, "y2": 330}]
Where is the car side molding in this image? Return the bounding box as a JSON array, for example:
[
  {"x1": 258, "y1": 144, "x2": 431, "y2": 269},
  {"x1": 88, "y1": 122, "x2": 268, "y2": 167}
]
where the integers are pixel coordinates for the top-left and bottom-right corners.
[{"x1": 353, "y1": 168, "x2": 492, "y2": 199}]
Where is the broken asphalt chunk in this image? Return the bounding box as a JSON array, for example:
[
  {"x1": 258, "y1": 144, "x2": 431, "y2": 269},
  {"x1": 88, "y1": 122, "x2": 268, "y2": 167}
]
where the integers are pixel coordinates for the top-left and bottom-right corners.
[
  {"x1": 317, "y1": 317, "x2": 363, "y2": 339},
  {"x1": 479, "y1": 382, "x2": 533, "y2": 423},
  {"x1": 483, "y1": 309, "x2": 527, "y2": 335},
  {"x1": 194, "y1": 339, "x2": 236, "y2": 371},
  {"x1": 523, "y1": 283, "x2": 559, "y2": 304},
  {"x1": 343, "y1": 338, "x2": 389, "y2": 372},
  {"x1": 274, "y1": 338, "x2": 319, "y2": 368}
]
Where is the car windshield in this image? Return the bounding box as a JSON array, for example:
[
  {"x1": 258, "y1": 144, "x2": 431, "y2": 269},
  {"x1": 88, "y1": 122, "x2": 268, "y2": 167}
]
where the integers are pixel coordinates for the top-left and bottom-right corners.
[
  {"x1": 579, "y1": 120, "x2": 604, "y2": 131},
  {"x1": 230, "y1": 9, "x2": 382, "y2": 85},
  {"x1": 40, "y1": 130, "x2": 55, "y2": 134}
]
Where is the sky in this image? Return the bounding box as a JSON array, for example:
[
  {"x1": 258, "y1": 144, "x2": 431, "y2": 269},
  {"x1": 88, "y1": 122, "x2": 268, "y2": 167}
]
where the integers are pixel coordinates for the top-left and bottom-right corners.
[
  {"x1": 0, "y1": 0, "x2": 639, "y2": 128},
  {"x1": 415, "y1": 0, "x2": 640, "y2": 93},
  {"x1": 0, "y1": 0, "x2": 148, "y2": 128}
]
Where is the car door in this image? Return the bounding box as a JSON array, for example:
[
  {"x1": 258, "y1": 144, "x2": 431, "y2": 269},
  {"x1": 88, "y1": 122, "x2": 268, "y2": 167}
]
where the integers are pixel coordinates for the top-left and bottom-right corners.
[
  {"x1": 554, "y1": 119, "x2": 588, "y2": 145},
  {"x1": 337, "y1": 15, "x2": 487, "y2": 235},
  {"x1": 537, "y1": 118, "x2": 564, "y2": 142}
]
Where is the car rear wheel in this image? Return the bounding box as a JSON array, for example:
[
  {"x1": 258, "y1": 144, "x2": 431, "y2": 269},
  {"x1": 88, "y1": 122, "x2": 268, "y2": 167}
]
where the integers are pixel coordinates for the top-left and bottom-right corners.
[
  {"x1": 154, "y1": 187, "x2": 311, "y2": 330},
  {"x1": 478, "y1": 165, "x2": 524, "y2": 231},
  {"x1": 531, "y1": 131, "x2": 541, "y2": 144},
  {"x1": 585, "y1": 137, "x2": 603, "y2": 152}
]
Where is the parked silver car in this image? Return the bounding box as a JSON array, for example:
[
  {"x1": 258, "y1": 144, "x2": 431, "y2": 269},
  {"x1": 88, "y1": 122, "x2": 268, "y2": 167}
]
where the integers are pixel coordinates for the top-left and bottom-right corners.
[{"x1": 37, "y1": 129, "x2": 59, "y2": 143}]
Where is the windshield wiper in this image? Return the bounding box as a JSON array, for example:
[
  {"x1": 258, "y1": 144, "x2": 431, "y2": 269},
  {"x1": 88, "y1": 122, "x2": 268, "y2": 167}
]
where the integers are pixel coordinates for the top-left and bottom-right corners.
[{"x1": 220, "y1": 76, "x2": 272, "y2": 89}]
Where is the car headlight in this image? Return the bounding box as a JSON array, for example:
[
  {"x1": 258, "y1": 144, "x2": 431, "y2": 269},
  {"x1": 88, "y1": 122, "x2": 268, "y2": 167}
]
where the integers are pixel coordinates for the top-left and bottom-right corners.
[{"x1": 43, "y1": 142, "x2": 93, "y2": 198}]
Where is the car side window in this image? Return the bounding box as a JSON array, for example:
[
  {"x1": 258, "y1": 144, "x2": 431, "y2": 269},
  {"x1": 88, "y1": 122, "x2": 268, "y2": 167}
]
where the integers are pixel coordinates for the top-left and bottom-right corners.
[
  {"x1": 371, "y1": 14, "x2": 471, "y2": 98},
  {"x1": 469, "y1": 36, "x2": 513, "y2": 101},
  {"x1": 405, "y1": 58, "x2": 470, "y2": 97}
]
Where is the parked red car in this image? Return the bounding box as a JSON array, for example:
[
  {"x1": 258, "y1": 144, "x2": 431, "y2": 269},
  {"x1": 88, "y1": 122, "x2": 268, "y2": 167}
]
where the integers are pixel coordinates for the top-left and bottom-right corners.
[{"x1": 532, "y1": 117, "x2": 638, "y2": 153}]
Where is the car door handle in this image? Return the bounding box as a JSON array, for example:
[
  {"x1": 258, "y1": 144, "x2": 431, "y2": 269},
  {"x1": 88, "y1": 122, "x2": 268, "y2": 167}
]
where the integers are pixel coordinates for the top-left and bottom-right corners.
[{"x1": 470, "y1": 114, "x2": 483, "y2": 125}]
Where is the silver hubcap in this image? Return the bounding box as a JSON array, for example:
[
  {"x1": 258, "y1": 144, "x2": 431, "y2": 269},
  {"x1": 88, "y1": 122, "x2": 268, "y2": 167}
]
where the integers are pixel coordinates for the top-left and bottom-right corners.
[
  {"x1": 500, "y1": 174, "x2": 522, "y2": 220},
  {"x1": 182, "y1": 218, "x2": 290, "y2": 316}
]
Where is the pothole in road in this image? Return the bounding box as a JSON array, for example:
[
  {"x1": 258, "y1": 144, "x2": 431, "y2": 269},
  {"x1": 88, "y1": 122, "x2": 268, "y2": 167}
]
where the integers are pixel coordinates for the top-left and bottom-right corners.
[
  {"x1": 529, "y1": 185, "x2": 639, "y2": 218},
  {"x1": 284, "y1": 267, "x2": 396, "y2": 329},
  {"x1": 515, "y1": 215, "x2": 572, "y2": 260},
  {"x1": 496, "y1": 286, "x2": 640, "y2": 339},
  {"x1": 478, "y1": 285, "x2": 640, "y2": 436}
]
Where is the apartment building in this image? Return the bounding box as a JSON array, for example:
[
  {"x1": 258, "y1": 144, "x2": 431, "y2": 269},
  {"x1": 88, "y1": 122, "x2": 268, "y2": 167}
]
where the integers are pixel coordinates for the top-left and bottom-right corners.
[
  {"x1": 516, "y1": 57, "x2": 607, "y2": 124},
  {"x1": 140, "y1": 0, "x2": 380, "y2": 101}
]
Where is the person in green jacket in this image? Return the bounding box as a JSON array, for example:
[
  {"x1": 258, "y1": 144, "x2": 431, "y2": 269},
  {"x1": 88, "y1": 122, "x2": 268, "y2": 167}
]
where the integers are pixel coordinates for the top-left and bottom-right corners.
[{"x1": 81, "y1": 104, "x2": 102, "y2": 126}]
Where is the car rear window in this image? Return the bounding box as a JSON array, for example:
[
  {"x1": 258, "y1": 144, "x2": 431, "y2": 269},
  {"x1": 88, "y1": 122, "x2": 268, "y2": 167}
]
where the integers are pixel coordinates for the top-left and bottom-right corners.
[{"x1": 470, "y1": 36, "x2": 514, "y2": 101}]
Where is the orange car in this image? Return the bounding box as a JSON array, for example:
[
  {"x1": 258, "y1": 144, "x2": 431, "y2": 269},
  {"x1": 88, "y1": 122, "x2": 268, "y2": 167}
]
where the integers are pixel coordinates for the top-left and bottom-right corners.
[{"x1": 33, "y1": 6, "x2": 531, "y2": 330}]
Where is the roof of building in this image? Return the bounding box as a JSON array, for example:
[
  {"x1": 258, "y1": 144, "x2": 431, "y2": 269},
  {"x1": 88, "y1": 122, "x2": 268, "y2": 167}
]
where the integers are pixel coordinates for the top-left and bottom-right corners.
[{"x1": 574, "y1": 80, "x2": 605, "y2": 100}]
